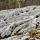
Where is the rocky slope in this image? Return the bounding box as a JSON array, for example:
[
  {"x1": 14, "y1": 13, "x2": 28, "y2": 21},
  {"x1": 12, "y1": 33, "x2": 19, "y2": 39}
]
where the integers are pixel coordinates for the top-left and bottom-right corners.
[{"x1": 0, "y1": 6, "x2": 40, "y2": 40}]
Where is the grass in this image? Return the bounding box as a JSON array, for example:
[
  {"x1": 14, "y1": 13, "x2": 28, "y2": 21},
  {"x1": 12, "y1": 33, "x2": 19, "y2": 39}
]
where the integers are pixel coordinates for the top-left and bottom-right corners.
[{"x1": 0, "y1": 0, "x2": 40, "y2": 10}]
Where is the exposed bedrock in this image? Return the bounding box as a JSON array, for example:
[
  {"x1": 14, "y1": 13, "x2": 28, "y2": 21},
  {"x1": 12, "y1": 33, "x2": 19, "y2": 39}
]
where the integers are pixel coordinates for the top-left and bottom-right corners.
[{"x1": 0, "y1": 6, "x2": 40, "y2": 40}]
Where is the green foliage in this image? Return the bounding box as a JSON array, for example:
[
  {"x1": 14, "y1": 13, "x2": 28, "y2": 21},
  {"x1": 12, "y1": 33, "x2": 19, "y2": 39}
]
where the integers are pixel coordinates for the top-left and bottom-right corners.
[
  {"x1": 0, "y1": 0, "x2": 40, "y2": 10},
  {"x1": 14, "y1": 0, "x2": 20, "y2": 8}
]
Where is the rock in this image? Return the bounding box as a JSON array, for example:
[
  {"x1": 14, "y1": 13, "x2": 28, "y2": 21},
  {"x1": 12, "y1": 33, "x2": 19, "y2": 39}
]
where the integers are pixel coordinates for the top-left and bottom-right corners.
[{"x1": 0, "y1": 6, "x2": 40, "y2": 40}]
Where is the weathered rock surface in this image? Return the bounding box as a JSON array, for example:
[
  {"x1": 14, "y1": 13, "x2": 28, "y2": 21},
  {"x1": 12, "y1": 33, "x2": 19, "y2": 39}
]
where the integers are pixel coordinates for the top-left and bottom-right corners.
[{"x1": 0, "y1": 6, "x2": 40, "y2": 40}]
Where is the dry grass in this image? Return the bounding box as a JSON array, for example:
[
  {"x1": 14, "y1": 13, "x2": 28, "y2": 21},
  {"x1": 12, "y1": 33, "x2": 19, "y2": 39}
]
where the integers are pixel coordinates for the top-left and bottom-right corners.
[{"x1": 29, "y1": 27, "x2": 40, "y2": 39}]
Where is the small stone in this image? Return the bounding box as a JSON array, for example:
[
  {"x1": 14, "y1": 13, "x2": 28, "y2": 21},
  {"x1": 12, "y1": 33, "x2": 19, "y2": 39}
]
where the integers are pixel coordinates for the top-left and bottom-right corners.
[
  {"x1": 25, "y1": 38, "x2": 29, "y2": 40},
  {"x1": 36, "y1": 15, "x2": 39, "y2": 18},
  {"x1": 30, "y1": 38, "x2": 35, "y2": 40}
]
